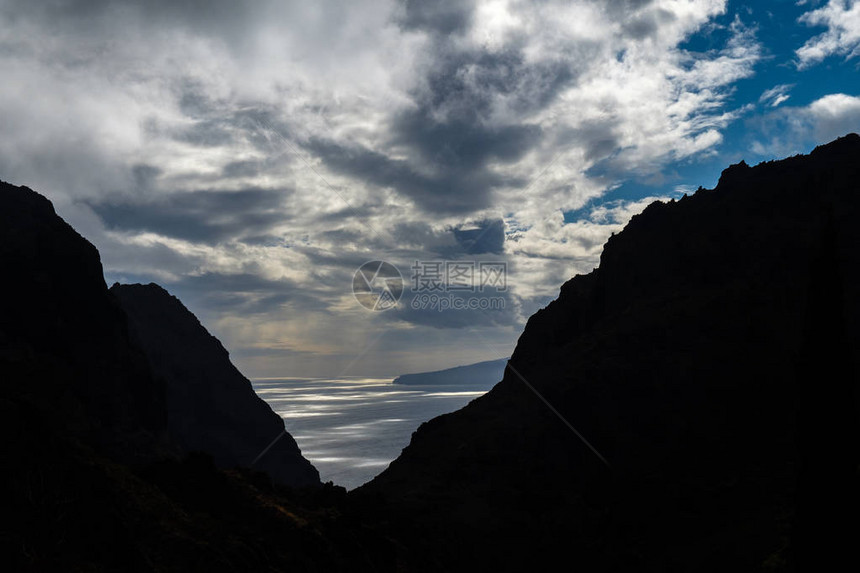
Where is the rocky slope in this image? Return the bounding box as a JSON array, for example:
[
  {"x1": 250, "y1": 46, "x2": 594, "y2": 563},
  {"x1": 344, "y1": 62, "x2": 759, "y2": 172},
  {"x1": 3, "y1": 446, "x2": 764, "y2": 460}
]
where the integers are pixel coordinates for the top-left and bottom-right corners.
[
  {"x1": 0, "y1": 180, "x2": 167, "y2": 458},
  {"x1": 362, "y1": 134, "x2": 860, "y2": 571},
  {"x1": 0, "y1": 181, "x2": 354, "y2": 571},
  {"x1": 3, "y1": 134, "x2": 859, "y2": 571},
  {"x1": 111, "y1": 282, "x2": 319, "y2": 487}
]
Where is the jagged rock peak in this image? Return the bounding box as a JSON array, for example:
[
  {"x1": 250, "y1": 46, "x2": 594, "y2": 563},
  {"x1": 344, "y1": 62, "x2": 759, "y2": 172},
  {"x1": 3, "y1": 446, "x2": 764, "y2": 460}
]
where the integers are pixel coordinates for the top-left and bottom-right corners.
[{"x1": 111, "y1": 282, "x2": 321, "y2": 487}]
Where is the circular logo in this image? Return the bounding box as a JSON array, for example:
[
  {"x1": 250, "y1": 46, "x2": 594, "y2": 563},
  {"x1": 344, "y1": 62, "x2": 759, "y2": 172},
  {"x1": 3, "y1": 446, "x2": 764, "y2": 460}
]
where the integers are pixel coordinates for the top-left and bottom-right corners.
[{"x1": 352, "y1": 261, "x2": 403, "y2": 311}]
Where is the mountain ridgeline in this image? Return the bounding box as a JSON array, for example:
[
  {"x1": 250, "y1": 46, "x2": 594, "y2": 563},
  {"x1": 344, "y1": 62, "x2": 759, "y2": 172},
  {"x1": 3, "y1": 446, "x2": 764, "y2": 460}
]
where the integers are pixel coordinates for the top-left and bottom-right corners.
[
  {"x1": 1, "y1": 134, "x2": 859, "y2": 571},
  {"x1": 0, "y1": 179, "x2": 318, "y2": 486},
  {"x1": 362, "y1": 134, "x2": 860, "y2": 571},
  {"x1": 0, "y1": 180, "x2": 366, "y2": 572},
  {"x1": 0, "y1": 182, "x2": 168, "y2": 457},
  {"x1": 111, "y1": 283, "x2": 319, "y2": 486}
]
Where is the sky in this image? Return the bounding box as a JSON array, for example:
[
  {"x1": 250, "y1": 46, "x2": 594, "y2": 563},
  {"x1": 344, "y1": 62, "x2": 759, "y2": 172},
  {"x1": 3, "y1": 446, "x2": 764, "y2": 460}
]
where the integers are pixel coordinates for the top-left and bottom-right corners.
[{"x1": 1, "y1": 0, "x2": 858, "y2": 378}]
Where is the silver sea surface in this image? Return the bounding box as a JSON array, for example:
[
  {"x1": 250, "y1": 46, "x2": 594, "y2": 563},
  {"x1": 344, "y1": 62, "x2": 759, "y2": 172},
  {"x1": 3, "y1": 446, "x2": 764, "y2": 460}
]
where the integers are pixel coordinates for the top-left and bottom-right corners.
[{"x1": 252, "y1": 377, "x2": 495, "y2": 490}]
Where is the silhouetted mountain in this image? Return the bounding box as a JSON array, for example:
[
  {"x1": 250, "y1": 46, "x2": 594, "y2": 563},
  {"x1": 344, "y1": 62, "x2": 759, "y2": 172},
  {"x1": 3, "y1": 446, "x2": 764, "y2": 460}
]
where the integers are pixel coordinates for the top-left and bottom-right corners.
[
  {"x1": 3, "y1": 134, "x2": 859, "y2": 572},
  {"x1": 362, "y1": 134, "x2": 860, "y2": 571},
  {"x1": 111, "y1": 282, "x2": 319, "y2": 487},
  {"x1": 392, "y1": 358, "x2": 507, "y2": 386},
  {"x1": 0, "y1": 180, "x2": 168, "y2": 458},
  {"x1": 1, "y1": 181, "x2": 380, "y2": 572}
]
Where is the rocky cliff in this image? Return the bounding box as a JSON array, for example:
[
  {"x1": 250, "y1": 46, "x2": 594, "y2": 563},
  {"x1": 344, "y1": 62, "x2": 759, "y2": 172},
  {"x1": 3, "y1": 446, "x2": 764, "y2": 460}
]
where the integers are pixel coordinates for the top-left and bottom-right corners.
[
  {"x1": 111, "y1": 282, "x2": 319, "y2": 487},
  {"x1": 0, "y1": 181, "x2": 345, "y2": 571},
  {"x1": 362, "y1": 134, "x2": 860, "y2": 571},
  {"x1": 0, "y1": 180, "x2": 167, "y2": 457},
  {"x1": 4, "y1": 133, "x2": 860, "y2": 571}
]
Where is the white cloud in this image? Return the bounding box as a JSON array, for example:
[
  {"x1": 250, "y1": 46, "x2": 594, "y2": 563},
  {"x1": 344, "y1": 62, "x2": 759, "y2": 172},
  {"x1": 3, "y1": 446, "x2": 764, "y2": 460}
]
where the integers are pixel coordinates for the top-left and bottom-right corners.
[
  {"x1": 0, "y1": 0, "x2": 765, "y2": 376},
  {"x1": 808, "y1": 92, "x2": 860, "y2": 138},
  {"x1": 750, "y1": 92, "x2": 860, "y2": 157},
  {"x1": 759, "y1": 84, "x2": 793, "y2": 108},
  {"x1": 504, "y1": 195, "x2": 672, "y2": 303},
  {"x1": 797, "y1": 0, "x2": 860, "y2": 67}
]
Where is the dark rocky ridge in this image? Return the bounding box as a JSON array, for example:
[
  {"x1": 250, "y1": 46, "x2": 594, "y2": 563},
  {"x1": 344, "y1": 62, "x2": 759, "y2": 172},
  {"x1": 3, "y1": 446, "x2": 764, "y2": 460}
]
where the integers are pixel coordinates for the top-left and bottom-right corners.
[
  {"x1": 111, "y1": 282, "x2": 319, "y2": 486},
  {"x1": 0, "y1": 180, "x2": 168, "y2": 458},
  {"x1": 0, "y1": 178, "x2": 317, "y2": 486},
  {"x1": 363, "y1": 134, "x2": 860, "y2": 571},
  {"x1": 0, "y1": 180, "x2": 373, "y2": 572},
  {"x1": 3, "y1": 134, "x2": 859, "y2": 571}
]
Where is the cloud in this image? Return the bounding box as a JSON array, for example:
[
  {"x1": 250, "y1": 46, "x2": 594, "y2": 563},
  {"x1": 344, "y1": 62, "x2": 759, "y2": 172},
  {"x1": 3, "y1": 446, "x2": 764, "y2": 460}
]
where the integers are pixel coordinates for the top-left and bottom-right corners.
[
  {"x1": 797, "y1": 0, "x2": 860, "y2": 67},
  {"x1": 807, "y1": 93, "x2": 860, "y2": 138},
  {"x1": 162, "y1": 272, "x2": 308, "y2": 315},
  {"x1": 749, "y1": 93, "x2": 860, "y2": 157},
  {"x1": 453, "y1": 219, "x2": 505, "y2": 254},
  {"x1": 0, "y1": 0, "x2": 769, "y2": 375},
  {"x1": 508, "y1": 195, "x2": 667, "y2": 261},
  {"x1": 86, "y1": 187, "x2": 291, "y2": 244},
  {"x1": 304, "y1": 134, "x2": 530, "y2": 215},
  {"x1": 759, "y1": 84, "x2": 793, "y2": 108},
  {"x1": 395, "y1": 0, "x2": 474, "y2": 35}
]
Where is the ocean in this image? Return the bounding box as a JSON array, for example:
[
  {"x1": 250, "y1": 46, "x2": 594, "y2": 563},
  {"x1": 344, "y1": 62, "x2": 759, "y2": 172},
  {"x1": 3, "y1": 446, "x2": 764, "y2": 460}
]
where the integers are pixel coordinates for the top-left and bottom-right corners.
[{"x1": 252, "y1": 377, "x2": 494, "y2": 490}]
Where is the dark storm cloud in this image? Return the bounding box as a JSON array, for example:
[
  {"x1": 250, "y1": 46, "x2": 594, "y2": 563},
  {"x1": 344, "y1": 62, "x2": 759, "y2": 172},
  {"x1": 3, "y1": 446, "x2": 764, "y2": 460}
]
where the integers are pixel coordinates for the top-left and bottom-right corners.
[
  {"x1": 168, "y1": 82, "x2": 278, "y2": 151},
  {"x1": 230, "y1": 107, "x2": 307, "y2": 155},
  {"x1": 155, "y1": 85, "x2": 286, "y2": 152},
  {"x1": 175, "y1": 119, "x2": 237, "y2": 148},
  {"x1": 382, "y1": 219, "x2": 504, "y2": 257},
  {"x1": 604, "y1": 0, "x2": 655, "y2": 14},
  {"x1": 306, "y1": 137, "x2": 522, "y2": 215},
  {"x1": 306, "y1": 42, "x2": 574, "y2": 214},
  {"x1": 414, "y1": 45, "x2": 578, "y2": 118},
  {"x1": 392, "y1": 106, "x2": 542, "y2": 166},
  {"x1": 314, "y1": 228, "x2": 365, "y2": 245},
  {"x1": 293, "y1": 246, "x2": 385, "y2": 282},
  {"x1": 222, "y1": 160, "x2": 264, "y2": 179},
  {"x1": 395, "y1": 0, "x2": 475, "y2": 36},
  {"x1": 167, "y1": 272, "x2": 304, "y2": 315},
  {"x1": 350, "y1": 5, "x2": 588, "y2": 215},
  {"x1": 86, "y1": 187, "x2": 289, "y2": 243},
  {"x1": 238, "y1": 233, "x2": 285, "y2": 246},
  {"x1": 382, "y1": 8, "x2": 638, "y2": 203},
  {"x1": 555, "y1": 122, "x2": 625, "y2": 164},
  {"x1": 453, "y1": 219, "x2": 505, "y2": 255},
  {"x1": 176, "y1": 82, "x2": 216, "y2": 119},
  {"x1": 387, "y1": 221, "x2": 469, "y2": 256},
  {"x1": 131, "y1": 164, "x2": 161, "y2": 188},
  {"x1": 1, "y1": 0, "x2": 256, "y2": 44},
  {"x1": 394, "y1": 0, "x2": 659, "y2": 39},
  {"x1": 133, "y1": 271, "x2": 329, "y2": 323},
  {"x1": 621, "y1": 8, "x2": 677, "y2": 40},
  {"x1": 389, "y1": 221, "x2": 444, "y2": 249},
  {"x1": 0, "y1": 0, "x2": 764, "y2": 376},
  {"x1": 315, "y1": 203, "x2": 384, "y2": 225}
]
